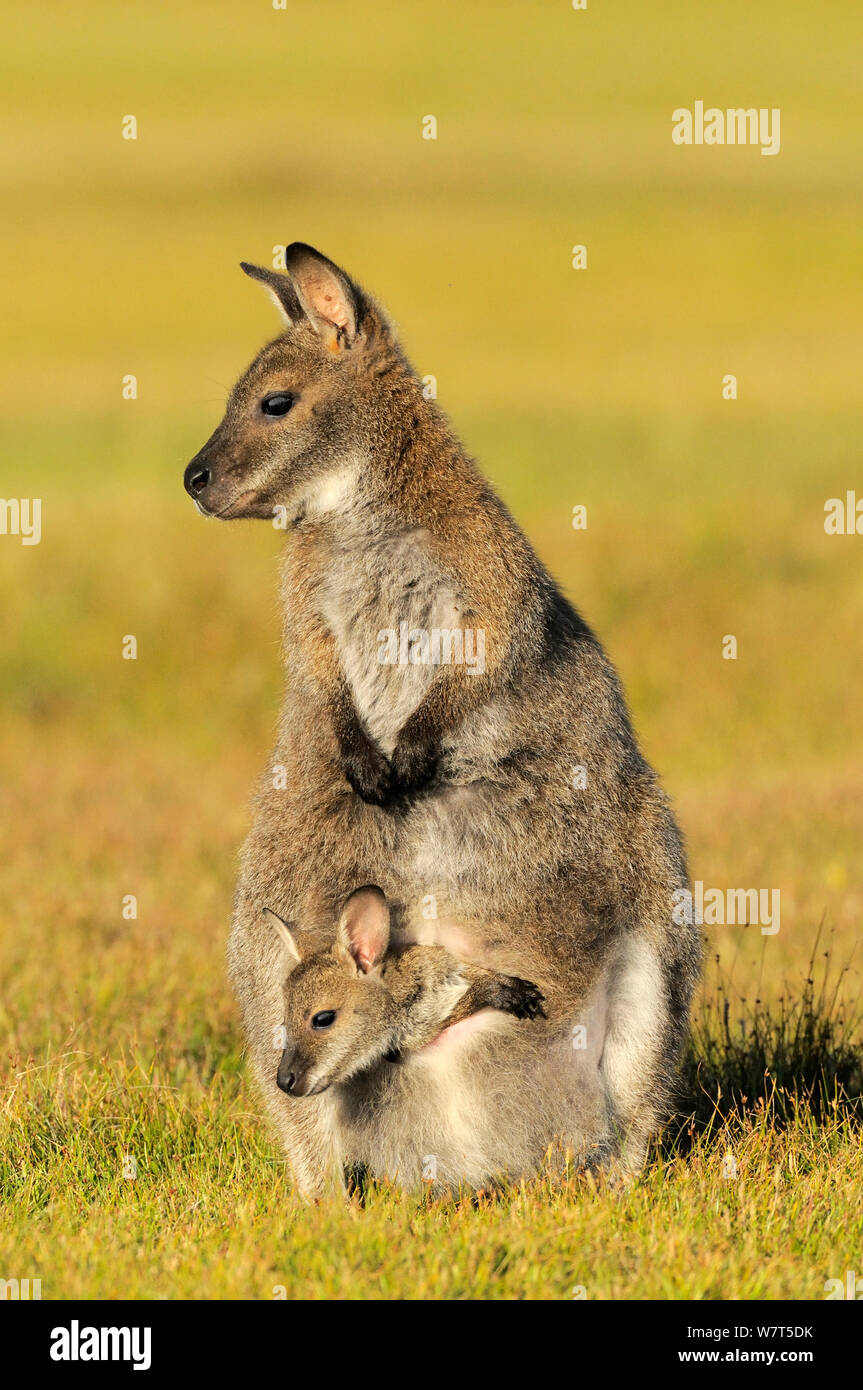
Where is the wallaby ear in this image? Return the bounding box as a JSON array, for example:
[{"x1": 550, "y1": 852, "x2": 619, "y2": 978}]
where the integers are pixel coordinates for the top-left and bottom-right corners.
[
  {"x1": 282, "y1": 243, "x2": 364, "y2": 347},
  {"x1": 335, "y1": 886, "x2": 390, "y2": 974},
  {"x1": 240, "y1": 263, "x2": 305, "y2": 328},
  {"x1": 262, "y1": 907, "x2": 302, "y2": 965}
]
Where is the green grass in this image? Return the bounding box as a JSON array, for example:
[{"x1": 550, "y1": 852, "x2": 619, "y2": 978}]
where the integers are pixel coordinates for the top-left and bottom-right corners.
[
  {"x1": 2, "y1": 0, "x2": 862, "y2": 1298},
  {"x1": 2, "y1": 950, "x2": 860, "y2": 1300}
]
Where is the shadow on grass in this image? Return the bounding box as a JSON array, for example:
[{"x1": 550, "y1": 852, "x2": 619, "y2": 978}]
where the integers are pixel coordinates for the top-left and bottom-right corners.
[{"x1": 666, "y1": 924, "x2": 862, "y2": 1155}]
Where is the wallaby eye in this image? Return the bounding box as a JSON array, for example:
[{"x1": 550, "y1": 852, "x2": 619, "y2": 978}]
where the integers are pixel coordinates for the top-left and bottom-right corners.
[
  {"x1": 311, "y1": 1010, "x2": 336, "y2": 1030},
  {"x1": 261, "y1": 392, "x2": 295, "y2": 417}
]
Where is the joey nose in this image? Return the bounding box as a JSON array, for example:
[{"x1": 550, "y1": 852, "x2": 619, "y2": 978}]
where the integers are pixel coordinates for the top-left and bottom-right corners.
[{"x1": 184, "y1": 461, "x2": 211, "y2": 497}]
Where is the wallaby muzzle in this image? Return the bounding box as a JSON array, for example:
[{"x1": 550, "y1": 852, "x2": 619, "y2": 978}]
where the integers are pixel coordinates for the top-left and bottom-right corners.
[
  {"x1": 183, "y1": 449, "x2": 247, "y2": 519},
  {"x1": 183, "y1": 430, "x2": 262, "y2": 520},
  {"x1": 277, "y1": 1049, "x2": 320, "y2": 1098}
]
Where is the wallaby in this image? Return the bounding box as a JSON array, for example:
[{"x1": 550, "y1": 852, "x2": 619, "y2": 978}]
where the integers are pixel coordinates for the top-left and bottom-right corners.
[
  {"x1": 185, "y1": 243, "x2": 701, "y2": 1196},
  {"x1": 266, "y1": 887, "x2": 546, "y2": 1098}
]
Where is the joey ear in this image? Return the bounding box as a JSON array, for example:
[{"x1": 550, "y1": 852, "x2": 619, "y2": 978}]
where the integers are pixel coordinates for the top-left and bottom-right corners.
[
  {"x1": 335, "y1": 886, "x2": 390, "y2": 974},
  {"x1": 262, "y1": 907, "x2": 302, "y2": 965},
  {"x1": 240, "y1": 263, "x2": 305, "y2": 328},
  {"x1": 282, "y1": 243, "x2": 364, "y2": 347}
]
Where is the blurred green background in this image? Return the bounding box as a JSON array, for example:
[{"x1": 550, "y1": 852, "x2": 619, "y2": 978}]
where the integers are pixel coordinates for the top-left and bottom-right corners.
[{"x1": 2, "y1": 0, "x2": 862, "y2": 1057}]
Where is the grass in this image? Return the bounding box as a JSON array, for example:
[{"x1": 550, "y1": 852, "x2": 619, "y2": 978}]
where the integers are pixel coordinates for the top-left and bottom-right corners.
[
  {"x1": 2, "y1": 0, "x2": 862, "y2": 1298},
  {"x1": 684, "y1": 933, "x2": 862, "y2": 1132},
  {"x1": 2, "y1": 948, "x2": 860, "y2": 1300}
]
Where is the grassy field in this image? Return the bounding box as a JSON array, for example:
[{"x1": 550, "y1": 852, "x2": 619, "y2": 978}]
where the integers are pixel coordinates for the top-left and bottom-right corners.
[{"x1": 1, "y1": 1, "x2": 861, "y2": 1299}]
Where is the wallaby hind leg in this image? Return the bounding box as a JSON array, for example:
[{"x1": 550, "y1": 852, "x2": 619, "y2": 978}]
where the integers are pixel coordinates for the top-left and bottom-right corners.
[
  {"x1": 598, "y1": 931, "x2": 695, "y2": 1178},
  {"x1": 444, "y1": 964, "x2": 547, "y2": 1026}
]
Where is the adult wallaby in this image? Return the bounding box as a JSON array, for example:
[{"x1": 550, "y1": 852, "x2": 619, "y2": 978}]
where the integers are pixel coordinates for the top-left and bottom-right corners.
[
  {"x1": 184, "y1": 243, "x2": 700, "y2": 1196},
  {"x1": 266, "y1": 887, "x2": 546, "y2": 1098}
]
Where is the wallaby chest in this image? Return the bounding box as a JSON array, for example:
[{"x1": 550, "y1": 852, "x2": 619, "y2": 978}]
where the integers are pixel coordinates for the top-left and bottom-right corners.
[{"x1": 318, "y1": 524, "x2": 460, "y2": 754}]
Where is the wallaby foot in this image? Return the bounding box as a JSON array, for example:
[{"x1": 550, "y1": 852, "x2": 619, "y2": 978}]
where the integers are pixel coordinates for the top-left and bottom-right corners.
[{"x1": 343, "y1": 1161, "x2": 372, "y2": 1203}]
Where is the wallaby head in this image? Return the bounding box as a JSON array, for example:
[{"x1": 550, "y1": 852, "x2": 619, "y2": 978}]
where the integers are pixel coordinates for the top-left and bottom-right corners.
[
  {"x1": 184, "y1": 243, "x2": 402, "y2": 523},
  {"x1": 267, "y1": 886, "x2": 395, "y2": 1098}
]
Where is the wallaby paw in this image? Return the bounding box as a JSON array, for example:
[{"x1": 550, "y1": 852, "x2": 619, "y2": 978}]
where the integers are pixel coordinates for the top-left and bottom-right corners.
[
  {"x1": 498, "y1": 976, "x2": 547, "y2": 1020},
  {"x1": 341, "y1": 735, "x2": 391, "y2": 805},
  {"x1": 390, "y1": 726, "x2": 439, "y2": 794}
]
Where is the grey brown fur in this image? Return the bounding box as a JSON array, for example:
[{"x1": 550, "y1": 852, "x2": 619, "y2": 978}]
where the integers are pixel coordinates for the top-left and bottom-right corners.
[{"x1": 184, "y1": 243, "x2": 701, "y2": 1197}]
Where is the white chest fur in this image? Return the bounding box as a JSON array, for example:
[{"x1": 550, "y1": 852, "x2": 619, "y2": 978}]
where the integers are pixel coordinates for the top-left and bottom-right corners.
[{"x1": 320, "y1": 525, "x2": 460, "y2": 755}]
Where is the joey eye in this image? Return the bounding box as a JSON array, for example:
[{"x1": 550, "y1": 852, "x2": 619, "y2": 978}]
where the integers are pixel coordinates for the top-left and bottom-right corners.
[
  {"x1": 261, "y1": 392, "x2": 295, "y2": 417},
  {"x1": 311, "y1": 1010, "x2": 336, "y2": 1030}
]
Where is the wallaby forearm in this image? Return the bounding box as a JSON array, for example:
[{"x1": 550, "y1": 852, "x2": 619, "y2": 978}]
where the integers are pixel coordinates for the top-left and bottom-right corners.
[
  {"x1": 285, "y1": 590, "x2": 391, "y2": 804},
  {"x1": 438, "y1": 961, "x2": 547, "y2": 1028},
  {"x1": 388, "y1": 502, "x2": 544, "y2": 791},
  {"x1": 384, "y1": 945, "x2": 470, "y2": 1051},
  {"x1": 386, "y1": 948, "x2": 546, "y2": 1055}
]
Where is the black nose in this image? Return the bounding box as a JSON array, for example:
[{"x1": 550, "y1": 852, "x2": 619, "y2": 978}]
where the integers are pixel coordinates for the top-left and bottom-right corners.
[
  {"x1": 277, "y1": 1069, "x2": 296, "y2": 1095},
  {"x1": 184, "y1": 461, "x2": 210, "y2": 496}
]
